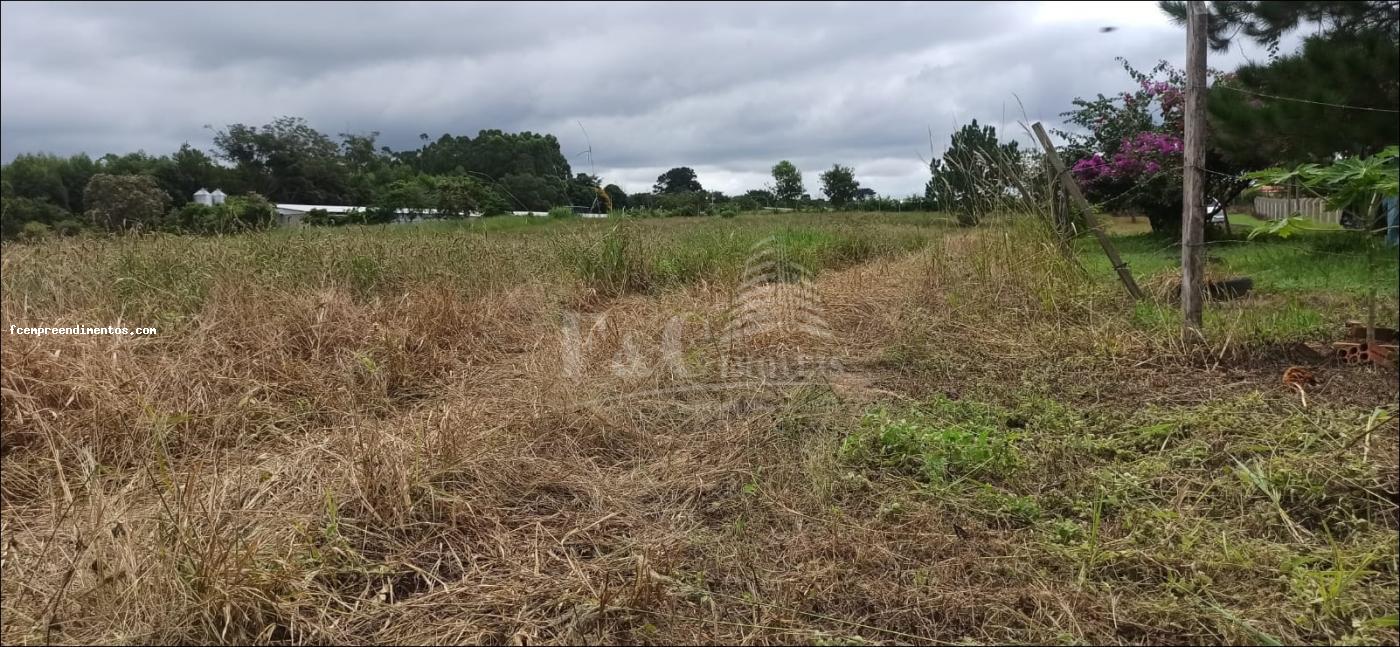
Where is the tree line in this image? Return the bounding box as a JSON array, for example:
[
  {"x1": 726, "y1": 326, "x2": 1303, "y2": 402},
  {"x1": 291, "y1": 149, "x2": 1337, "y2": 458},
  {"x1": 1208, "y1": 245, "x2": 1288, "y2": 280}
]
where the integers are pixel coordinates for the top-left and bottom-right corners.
[
  {"x1": 0, "y1": 115, "x2": 942, "y2": 239},
  {"x1": 1, "y1": 119, "x2": 604, "y2": 238}
]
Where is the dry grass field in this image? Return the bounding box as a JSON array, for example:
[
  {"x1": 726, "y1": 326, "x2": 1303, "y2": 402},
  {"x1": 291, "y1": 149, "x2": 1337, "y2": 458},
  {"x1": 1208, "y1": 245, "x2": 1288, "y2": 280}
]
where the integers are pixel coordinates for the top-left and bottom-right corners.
[{"x1": 2, "y1": 212, "x2": 1396, "y2": 645}]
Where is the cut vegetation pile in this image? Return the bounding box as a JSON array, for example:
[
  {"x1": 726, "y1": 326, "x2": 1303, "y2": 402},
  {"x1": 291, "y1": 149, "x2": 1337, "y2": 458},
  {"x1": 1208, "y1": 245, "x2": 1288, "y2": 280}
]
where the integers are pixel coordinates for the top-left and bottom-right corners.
[{"x1": 2, "y1": 212, "x2": 1396, "y2": 645}]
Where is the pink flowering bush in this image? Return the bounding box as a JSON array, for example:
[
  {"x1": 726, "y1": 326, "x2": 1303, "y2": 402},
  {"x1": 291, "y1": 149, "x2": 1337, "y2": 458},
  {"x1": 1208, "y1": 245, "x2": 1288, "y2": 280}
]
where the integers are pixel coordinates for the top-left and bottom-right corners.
[
  {"x1": 1071, "y1": 132, "x2": 1182, "y2": 187},
  {"x1": 1060, "y1": 59, "x2": 1245, "y2": 233}
]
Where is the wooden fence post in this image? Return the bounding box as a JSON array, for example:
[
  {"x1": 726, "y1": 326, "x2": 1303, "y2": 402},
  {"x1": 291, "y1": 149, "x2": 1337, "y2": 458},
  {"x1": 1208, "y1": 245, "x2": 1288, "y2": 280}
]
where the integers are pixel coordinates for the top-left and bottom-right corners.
[
  {"x1": 1181, "y1": 0, "x2": 1208, "y2": 338},
  {"x1": 1031, "y1": 122, "x2": 1145, "y2": 300}
]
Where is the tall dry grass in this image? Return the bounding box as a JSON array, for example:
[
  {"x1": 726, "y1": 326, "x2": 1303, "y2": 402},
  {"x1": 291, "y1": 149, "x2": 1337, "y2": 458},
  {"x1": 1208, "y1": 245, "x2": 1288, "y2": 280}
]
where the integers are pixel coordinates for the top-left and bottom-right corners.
[
  {"x1": 0, "y1": 213, "x2": 955, "y2": 643},
  {"x1": 3, "y1": 202, "x2": 1393, "y2": 645}
]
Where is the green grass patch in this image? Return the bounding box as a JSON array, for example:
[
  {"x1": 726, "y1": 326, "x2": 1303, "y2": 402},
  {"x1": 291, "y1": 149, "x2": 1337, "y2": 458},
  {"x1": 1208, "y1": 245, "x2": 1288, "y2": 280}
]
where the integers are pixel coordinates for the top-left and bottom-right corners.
[
  {"x1": 841, "y1": 396, "x2": 1021, "y2": 483},
  {"x1": 1090, "y1": 230, "x2": 1398, "y2": 297}
]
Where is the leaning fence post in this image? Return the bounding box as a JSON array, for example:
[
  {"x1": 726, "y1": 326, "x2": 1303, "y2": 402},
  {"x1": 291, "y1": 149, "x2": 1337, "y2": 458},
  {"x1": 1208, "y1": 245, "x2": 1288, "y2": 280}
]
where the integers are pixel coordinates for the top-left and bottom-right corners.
[{"x1": 1031, "y1": 122, "x2": 1145, "y2": 301}]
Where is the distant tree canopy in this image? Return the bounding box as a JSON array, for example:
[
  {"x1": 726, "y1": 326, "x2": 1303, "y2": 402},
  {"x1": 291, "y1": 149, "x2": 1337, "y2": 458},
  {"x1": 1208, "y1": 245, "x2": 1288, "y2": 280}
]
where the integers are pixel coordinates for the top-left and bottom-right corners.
[
  {"x1": 0, "y1": 116, "x2": 597, "y2": 237},
  {"x1": 654, "y1": 167, "x2": 703, "y2": 194},
  {"x1": 819, "y1": 164, "x2": 860, "y2": 207},
  {"x1": 214, "y1": 116, "x2": 347, "y2": 204},
  {"x1": 192, "y1": 118, "x2": 576, "y2": 213},
  {"x1": 771, "y1": 160, "x2": 804, "y2": 204},
  {"x1": 738, "y1": 189, "x2": 776, "y2": 210}
]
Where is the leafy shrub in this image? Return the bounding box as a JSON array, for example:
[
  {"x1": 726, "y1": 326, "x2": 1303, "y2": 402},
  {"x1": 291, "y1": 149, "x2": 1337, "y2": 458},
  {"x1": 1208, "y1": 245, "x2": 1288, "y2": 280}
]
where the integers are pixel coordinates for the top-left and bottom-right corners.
[
  {"x1": 841, "y1": 397, "x2": 1020, "y2": 482},
  {"x1": 1, "y1": 196, "x2": 75, "y2": 240},
  {"x1": 19, "y1": 221, "x2": 51, "y2": 241},
  {"x1": 83, "y1": 173, "x2": 170, "y2": 232},
  {"x1": 161, "y1": 193, "x2": 276, "y2": 234},
  {"x1": 548, "y1": 206, "x2": 575, "y2": 219},
  {"x1": 656, "y1": 191, "x2": 708, "y2": 217},
  {"x1": 52, "y1": 219, "x2": 84, "y2": 236}
]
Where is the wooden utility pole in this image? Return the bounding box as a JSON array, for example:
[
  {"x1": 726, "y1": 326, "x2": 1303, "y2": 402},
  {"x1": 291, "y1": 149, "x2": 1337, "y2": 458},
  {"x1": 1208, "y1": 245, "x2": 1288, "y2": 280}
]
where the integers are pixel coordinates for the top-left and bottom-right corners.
[
  {"x1": 1031, "y1": 122, "x2": 1144, "y2": 300},
  {"x1": 1182, "y1": 0, "x2": 1208, "y2": 338}
]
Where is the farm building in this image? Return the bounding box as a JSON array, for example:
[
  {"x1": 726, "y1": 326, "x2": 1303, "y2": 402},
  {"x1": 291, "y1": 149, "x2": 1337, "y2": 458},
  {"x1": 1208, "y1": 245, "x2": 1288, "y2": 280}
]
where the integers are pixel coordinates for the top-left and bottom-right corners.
[
  {"x1": 270, "y1": 204, "x2": 440, "y2": 227},
  {"x1": 270, "y1": 204, "x2": 580, "y2": 226},
  {"x1": 187, "y1": 191, "x2": 601, "y2": 226}
]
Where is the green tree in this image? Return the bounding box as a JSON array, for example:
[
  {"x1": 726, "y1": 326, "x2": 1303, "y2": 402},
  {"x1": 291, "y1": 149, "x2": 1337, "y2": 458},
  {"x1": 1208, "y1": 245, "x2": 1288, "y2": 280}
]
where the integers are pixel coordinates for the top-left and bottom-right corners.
[
  {"x1": 83, "y1": 174, "x2": 171, "y2": 231},
  {"x1": 1210, "y1": 33, "x2": 1397, "y2": 167},
  {"x1": 403, "y1": 130, "x2": 572, "y2": 181},
  {"x1": 737, "y1": 189, "x2": 775, "y2": 210},
  {"x1": 1159, "y1": 1, "x2": 1398, "y2": 53},
  {"x1": 430, "y1": 176, "x2": 507, "y2": 218},
  {"x1": 213, "y1": 116, "x2": 348, "y2": 204},
  {"x1": 927, "y1": 120, "x2": 1019, "y2": 226},
  {"x1": 166, "y1": 144, "x2": 225, "y2": 203},
  {"x1": 656, "y1": 190, "x2": 708, "y2": 216},
  {"x1": 820, "y1": 164, "x2": 860, "y2": 208},
  {"x1": 222, "y1": 193, "x2": 276, "y2": 230},
  {"x1": 3, "y1": 153, "x2": 73, "y2": 211},
  {"x1": 567, "y1": 173, "x2": 603, "y2": 210},
  {"x1": 654, "y1": 167, "x2": 703, "y2": 194},
  {"x1": 367, "y1": 178, "x2": 432, "y2": 223},
  {"x1": 2, "y1": 196, "x2": 73, "y2": 240},
  {"x1": 1248, "y1": 146, "x2": 1399, "y2": 233},
  {"x1": 628, "y1": 192, "x2": 658, "y2": 210},
  {"x1": 498, "y1": 173, "x2": 567, "y2": 211},
  {"x1": 771, "y1": 160, "x2": 804, "y2": 205},
  {"x1": 603, "y1": 184, "x2": 629, "y2": 211},
  {"x1": 1159, "y1": 2, "x2": 1398, "y2": 168}
]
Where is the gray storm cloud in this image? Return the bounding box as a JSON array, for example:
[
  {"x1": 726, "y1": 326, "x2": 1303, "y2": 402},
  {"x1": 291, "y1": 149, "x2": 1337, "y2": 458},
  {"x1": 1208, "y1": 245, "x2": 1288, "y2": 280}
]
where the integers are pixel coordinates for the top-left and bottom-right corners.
[{"x1": 1, "y1": 1, "x2": 1276, "y2": 196}]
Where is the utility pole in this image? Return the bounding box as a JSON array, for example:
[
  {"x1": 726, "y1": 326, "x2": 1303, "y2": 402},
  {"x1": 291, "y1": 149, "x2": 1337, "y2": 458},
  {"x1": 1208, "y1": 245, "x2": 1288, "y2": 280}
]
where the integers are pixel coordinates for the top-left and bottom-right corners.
[{"x1": 1182, "y1": 0, "x2": 1208, "y2": 338}]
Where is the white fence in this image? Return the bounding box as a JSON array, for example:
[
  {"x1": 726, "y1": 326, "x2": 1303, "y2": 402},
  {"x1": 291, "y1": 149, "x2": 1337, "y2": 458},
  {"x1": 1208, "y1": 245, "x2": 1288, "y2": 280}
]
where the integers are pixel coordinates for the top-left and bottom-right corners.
[{"x1": 1253, "y1": 197, "x2": 1341, "y2": 225}]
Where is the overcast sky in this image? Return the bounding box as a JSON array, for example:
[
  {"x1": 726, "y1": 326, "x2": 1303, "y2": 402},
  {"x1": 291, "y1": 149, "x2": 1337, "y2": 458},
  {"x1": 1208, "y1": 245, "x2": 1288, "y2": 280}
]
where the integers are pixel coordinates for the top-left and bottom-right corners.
[{"x1": 0, "y1": 1, "x2": 1280, "y2": 196}]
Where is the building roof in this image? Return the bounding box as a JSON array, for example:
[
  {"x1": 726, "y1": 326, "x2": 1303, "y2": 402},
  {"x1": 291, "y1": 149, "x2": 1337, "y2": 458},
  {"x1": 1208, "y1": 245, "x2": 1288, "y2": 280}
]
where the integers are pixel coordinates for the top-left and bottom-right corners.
[{"x1": 275, "y1": 204, "x2": 368, "y2": 214}]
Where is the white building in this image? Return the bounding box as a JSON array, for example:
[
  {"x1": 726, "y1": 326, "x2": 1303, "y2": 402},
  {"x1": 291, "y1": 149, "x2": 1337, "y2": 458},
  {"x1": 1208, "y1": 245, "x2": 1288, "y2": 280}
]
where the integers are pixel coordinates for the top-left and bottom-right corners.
[
  {"x1": 270, "y1": 205, "x2": 579, "y2": 226},
  {"x1": 271, "y1": 204, "x2": 443, "y2": 227}
]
